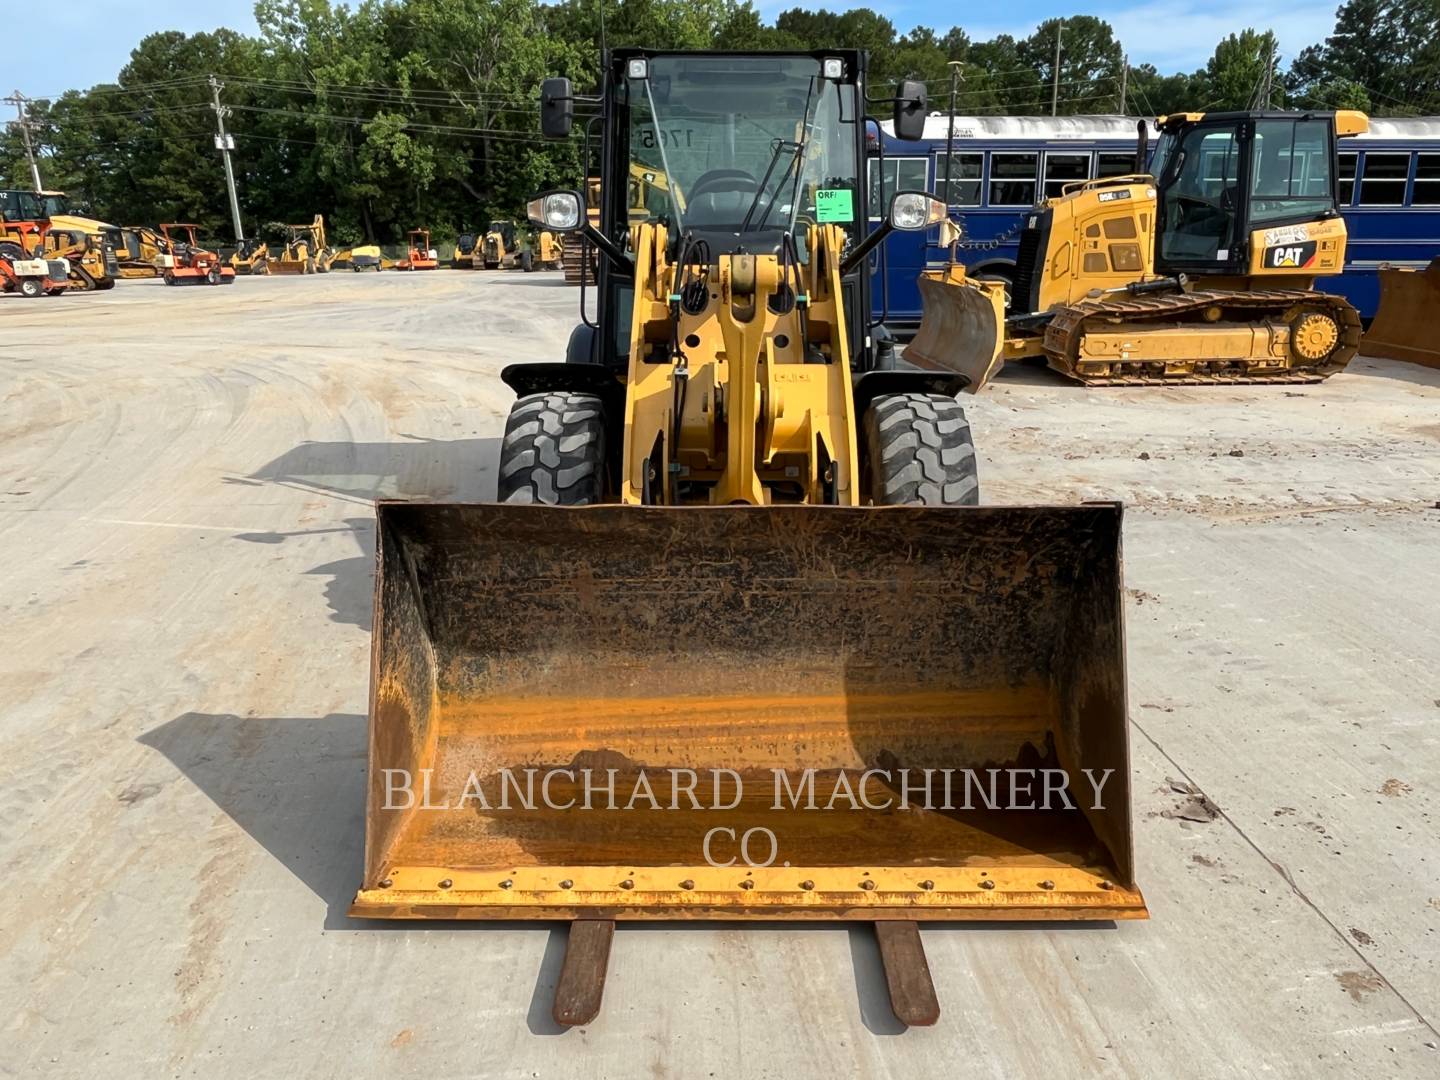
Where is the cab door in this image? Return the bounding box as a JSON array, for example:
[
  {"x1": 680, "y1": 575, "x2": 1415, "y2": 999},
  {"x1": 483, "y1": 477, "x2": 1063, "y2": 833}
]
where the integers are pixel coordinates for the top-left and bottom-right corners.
[{"x1": 1155, "y1": 120, "x2": 1248, "y2": 275}]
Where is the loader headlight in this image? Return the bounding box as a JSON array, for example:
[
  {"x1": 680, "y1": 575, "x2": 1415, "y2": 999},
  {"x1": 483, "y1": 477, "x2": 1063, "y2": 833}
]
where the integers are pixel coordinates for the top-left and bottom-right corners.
[
  {"x1": 627, "y1": 58, "x2": 649, "y2": 81},
  {"x1": 527, "y1": 190, "x2": 582, "y2": 232},
  {"x1": 822, "y1": 57, "x2": 845, "y2": 80},
  {"x1": 889, "y1": 191, "x2": 948, "y2": 231}
]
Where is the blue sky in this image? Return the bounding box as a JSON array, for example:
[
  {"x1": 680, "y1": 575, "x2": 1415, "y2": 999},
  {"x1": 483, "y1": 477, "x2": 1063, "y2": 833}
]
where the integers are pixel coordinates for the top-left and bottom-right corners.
[{"x1": 11, "y1": 0, "x2": 1337, "y2": 101}]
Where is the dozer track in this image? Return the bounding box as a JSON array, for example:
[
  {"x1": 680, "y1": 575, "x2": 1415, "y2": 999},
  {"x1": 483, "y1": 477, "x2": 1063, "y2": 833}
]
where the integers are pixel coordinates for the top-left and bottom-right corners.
[{"x1": 1043, "y1": 288, "x2": 1363, "y2": 386}]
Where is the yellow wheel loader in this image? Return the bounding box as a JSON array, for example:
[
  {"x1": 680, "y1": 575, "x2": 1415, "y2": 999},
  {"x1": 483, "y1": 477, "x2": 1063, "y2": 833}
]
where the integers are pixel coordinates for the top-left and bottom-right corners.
[
  {"x1": 1361, "y1": 257, "x2": 1440, "y2": 369},
  {"x1": 352, "y1": 49, "x2": 1144, "y2": 1028},
  {"x1": 915, "y1": 112, "x2": 1370, "y2": 387}
]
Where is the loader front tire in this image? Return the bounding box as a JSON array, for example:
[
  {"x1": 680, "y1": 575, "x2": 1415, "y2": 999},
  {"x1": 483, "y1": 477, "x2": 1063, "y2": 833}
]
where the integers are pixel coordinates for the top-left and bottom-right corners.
[
  {"x1": 497, "y1": 391, "x2": 607, "y2": 505},
  {"x1": 864, "y1": 392, "x2": 979, "y2": 506}
]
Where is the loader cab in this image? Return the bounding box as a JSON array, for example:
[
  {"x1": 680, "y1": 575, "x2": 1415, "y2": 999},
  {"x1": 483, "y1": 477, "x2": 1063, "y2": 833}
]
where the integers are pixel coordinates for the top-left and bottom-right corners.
[
  {"x1": 545, "y1": 48, "x2": 923, "y2": 373},
  {"x1": 1154, "y1": 112, "x2": 1342, "y2": 276}
]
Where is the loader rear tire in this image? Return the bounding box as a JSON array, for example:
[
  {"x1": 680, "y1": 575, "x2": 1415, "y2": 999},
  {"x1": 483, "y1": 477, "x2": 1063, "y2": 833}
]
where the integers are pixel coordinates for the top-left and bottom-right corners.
[
  {"x1": 497, "y1": 391, "x2": 607, "y2": 505},
  {"x1": 864, "y1": 393, "x2": 979, "y2": 506}
]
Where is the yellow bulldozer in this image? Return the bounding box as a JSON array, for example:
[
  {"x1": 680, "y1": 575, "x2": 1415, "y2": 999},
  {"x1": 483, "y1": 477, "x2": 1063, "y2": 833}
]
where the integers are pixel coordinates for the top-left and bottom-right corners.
[
  {"x1": 270, "y1": 214, "x2": 334, "y2": 274},
  {"x1": 351, "y1": 49, "x2": 1144, "y2": 1029},
  {"x1": 911, "y1": 111, "x2": 1370, "y2": 387}
]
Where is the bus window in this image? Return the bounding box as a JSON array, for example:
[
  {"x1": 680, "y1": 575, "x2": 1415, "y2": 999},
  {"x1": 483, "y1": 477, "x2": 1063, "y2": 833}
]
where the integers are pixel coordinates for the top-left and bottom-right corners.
[
  {"x1": 1250, "y1": 118, "x2": 1333, "y2": 223},
  {"x1": 1097, "y1": 152, "x2": 1136, "y2": 178},
  {"x1": 867, "y1": 157, "x2": 928, "y2": 218},
  {"x1": 1337, "y1": 152, "x2": 1357, "y2": 205},
  {"x1": 1411, "y1": 153, "x2": 1440, "y2": 205},
  {"x1": 935, "y1": 152, "x2": 982, "y2": 206},
  {"x1": 1199, "y1": 132, "x2": 1240, "y2": 200},
  {"x1": 989, "y1": 152, "x2": 1037, "y2": 206},
  {"x1": 1358, "y1": 153, "x2": 1409, "y2": 206},
  {"x1": 1043, "y1": 152, "x2": 1090, "y2": 199}
]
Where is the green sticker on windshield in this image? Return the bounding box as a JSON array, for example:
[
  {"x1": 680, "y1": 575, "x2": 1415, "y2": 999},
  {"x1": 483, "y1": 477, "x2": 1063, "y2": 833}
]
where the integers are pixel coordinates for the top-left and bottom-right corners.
[{"x1": 815, "y1": 188, "x2": 853, "y2": 223}]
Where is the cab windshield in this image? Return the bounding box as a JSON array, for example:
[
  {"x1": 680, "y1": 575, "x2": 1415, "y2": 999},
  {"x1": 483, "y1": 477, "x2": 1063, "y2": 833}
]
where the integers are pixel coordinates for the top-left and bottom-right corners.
[{"x1": 625, "y1": 55, "x2": 859, "y2": 247}]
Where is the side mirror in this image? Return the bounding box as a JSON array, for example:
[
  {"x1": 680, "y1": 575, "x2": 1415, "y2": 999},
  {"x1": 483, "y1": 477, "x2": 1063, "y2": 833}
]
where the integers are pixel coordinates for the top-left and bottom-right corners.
[
  {"x1": 540, "y1": 78, "x2": 573, "y2": 139},
  {"x1": 889, "y1": 191, "x2": 947, "y2": 231},
  {"x1": 893, "y1": 79, "x2": 927, "y2": 142},
  {"x1": 527, "y1": 190, "x2": 583, "y2": 232}
]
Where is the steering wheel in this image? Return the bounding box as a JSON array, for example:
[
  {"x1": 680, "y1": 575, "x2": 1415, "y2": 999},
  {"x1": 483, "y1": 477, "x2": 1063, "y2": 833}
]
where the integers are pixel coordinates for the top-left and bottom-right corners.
[{"x1": 686, "y1": 169, "x2": 758, "y2": 201}]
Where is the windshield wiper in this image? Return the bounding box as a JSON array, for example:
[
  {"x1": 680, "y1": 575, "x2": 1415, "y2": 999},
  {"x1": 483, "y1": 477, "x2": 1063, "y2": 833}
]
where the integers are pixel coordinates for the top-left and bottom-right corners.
[
  {"x1": 739, "y1": 139, "x2": 802, "y2": 232},
  {"x1": 738, "y1": 76, "x2": 820, "y2": 233}
]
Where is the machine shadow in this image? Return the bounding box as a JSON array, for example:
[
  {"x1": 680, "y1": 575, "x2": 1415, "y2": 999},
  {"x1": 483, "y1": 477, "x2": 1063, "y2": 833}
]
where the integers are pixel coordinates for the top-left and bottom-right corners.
[
  {"x1": 233, "y1": 518, "x2": 375, "y2": 629},
  {"x1": 229, "y1": 434, "x2": 501, "y2": 629},
  {"x1": 239, "y1": 433, "x2": 502, "y2": 504},
  {"x1": 141, "y1": 711, "x2": 370, "y2": 929}
]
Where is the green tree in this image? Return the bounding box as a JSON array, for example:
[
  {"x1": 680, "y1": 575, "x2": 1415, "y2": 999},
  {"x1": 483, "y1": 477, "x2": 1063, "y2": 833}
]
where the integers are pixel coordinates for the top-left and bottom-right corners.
[{"x1": 1196, "y1": 29, "x2": 1283, "y2": 110}]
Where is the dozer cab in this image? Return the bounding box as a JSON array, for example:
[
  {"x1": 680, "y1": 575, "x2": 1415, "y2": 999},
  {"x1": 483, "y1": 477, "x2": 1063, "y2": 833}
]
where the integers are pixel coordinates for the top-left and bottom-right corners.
[
  {"x1": 395, "y1": 228, "x2": 438, "y2": 270},
  {"x1": 353, "y1": 49, "x2": 1144, "y2": 1028},
  {"x1": 117, "y1": 226, "x2": 167, "y2": 278},
  {"x1": 913, "y1": 111, "x2": 1370, "y2": 387},
  {"x1": 480, "y1": 220, "x2": 531, "y2": 270},
  {"x1": 156, "y1": 224, "x2": 235, "y2": 286}
]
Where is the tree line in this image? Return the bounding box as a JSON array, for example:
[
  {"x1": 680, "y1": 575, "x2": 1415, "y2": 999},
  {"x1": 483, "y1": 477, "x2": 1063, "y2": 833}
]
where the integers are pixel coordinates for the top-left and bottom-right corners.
[{"x1": 0, "y1": 0, "x2": 1433, "y2": 247}]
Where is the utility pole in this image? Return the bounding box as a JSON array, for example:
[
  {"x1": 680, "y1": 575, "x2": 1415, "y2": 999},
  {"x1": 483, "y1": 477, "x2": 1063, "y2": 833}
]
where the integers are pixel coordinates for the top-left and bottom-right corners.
[
  {"x1": 942, "y1": 61, "x2": 963, "y2": 211},
  {"x1": 1259, "y1": 38, "x2": 1274, "y2": 110},
  {"x1": 1119, "y1": 56, "x2": 1129, "y2": 114},
  {"x1": 1051, "y1": 20, "x2": 1064, "y2": 116},
  {"x1": 208, "y1": 75, "x2": 245, "y2": 243},
  {"x1": 4, "y1": 90, "x2": 44, "y2": 191}
]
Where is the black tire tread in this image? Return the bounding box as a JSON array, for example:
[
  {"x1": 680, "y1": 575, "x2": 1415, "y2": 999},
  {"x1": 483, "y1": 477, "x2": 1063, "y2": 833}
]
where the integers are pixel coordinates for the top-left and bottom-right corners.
[
  {"x1": 864, "y1": 392, "x2": 979, "y2": 506},
  {"x1": 497, "y1": 391, "x2": 606, "y2": 504}
]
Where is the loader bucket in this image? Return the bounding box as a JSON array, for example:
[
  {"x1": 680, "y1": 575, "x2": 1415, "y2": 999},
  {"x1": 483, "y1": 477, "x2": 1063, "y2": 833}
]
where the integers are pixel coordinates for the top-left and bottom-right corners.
[
  {"x1": 903, "y1": 270, "x2": 1007, "y2": 392},
  {"x1": 351, "y1": 502, "x2": 1146, "y2": 923},
  {"x1": 1362, "y1": 259, "x2": 1440, "y2": 369}
]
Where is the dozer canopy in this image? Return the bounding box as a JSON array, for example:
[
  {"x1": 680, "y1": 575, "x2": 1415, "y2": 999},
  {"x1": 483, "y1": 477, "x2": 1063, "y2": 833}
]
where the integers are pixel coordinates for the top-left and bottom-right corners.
[{"x1": 352, "y1": 502, "x2": 1144, "y2": 922}]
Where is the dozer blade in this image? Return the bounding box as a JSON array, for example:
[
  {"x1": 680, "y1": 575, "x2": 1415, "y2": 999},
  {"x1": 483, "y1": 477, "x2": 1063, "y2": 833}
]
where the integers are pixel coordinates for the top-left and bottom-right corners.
[
  {"x1": 903, "y1": 271, "x2": 1007, "y2": 392},
  {"x1": 352, "y1": 502, "x2": 1146, "y2": 923},
  {"x1": 1362, "y1": 258, "x2": 1440, "y2": 369}
]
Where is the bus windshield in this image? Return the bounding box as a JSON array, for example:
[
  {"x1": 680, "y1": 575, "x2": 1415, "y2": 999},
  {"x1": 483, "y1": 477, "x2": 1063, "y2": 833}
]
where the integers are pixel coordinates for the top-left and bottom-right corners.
[{"x1": 626, "y1": 55, "x2": 858, "y2": 245}]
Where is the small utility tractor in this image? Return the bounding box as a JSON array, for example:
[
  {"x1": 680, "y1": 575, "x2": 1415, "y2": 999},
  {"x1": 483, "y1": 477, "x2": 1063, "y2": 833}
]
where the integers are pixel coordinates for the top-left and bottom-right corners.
[{"x1": 157, "y1": 224, "x2": 237, "y2": 286}]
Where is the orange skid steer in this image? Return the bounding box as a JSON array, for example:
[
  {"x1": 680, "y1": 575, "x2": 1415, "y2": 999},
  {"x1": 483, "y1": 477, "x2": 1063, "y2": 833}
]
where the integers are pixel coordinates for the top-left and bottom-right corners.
[{"x1": 351, "y1": 48, "x2": 1145, "y2": 1028}]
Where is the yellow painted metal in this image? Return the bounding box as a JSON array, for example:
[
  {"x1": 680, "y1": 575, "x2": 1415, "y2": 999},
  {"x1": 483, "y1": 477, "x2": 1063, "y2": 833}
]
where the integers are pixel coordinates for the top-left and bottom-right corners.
[
  {"x1": 354, "y1": 501, "x2": 1142, "y2": 923},
  {"x1": 1335, "y1": 110, "x2": 1370, "y2": 136},
  {"x1": 1361, "y1": 258, "x2": 1440, "y2": 369},
  {"x1": 354, "y1": 863, "x2": 1146, "y2": 921},
  {"x1": 619, "y1": 221, "x2": 859, "y2": 505}
]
